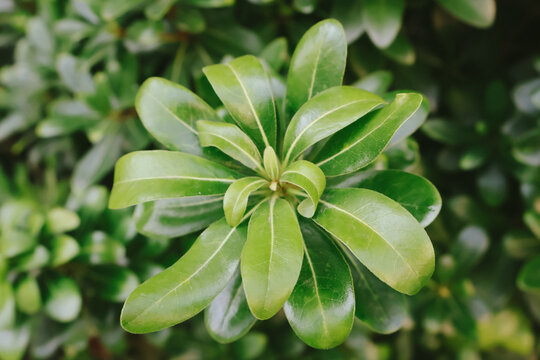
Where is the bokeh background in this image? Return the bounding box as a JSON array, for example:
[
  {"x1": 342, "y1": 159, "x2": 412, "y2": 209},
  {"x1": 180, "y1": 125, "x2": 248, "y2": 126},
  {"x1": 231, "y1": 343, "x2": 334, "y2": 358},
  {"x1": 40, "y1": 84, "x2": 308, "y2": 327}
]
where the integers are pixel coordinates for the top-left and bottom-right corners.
[{"x1": 1, "y1": 0, "x2": 540, "y2": 359}]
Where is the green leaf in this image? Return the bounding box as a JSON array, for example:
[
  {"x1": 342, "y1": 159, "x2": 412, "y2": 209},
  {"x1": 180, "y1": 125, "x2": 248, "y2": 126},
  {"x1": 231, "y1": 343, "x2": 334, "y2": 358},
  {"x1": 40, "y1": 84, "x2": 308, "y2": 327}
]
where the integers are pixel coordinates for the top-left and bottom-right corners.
[
  {"x1": 0, "y1": 281, "x2": 15, "y2": 329},
  {"x1": 331, "y1": 170, "x2": 441, "y2": 227},
  {"x1": 343, "y1": 248, "x2": 407, "y2": 333},
  {"x1": 263, "y1": 147, "x2": 280, "y2": 180},
  {"x1": 49, "y1": 235, "x2": 80, "y2": 267},
  {"x1": 44, "y1": 276, "x2": 82, "y2": 323},
  {"x1": 134, "y1": 196, "x2": 224, "y2": 239},
  {"x1": 315, "y1": 93, "x2": 423, "y2": 176},
  {"x1": 224, "y1": 177, "x2": 268, "y2": 227},
  {"x1": 136, "y1": 77, "x2": 220, "y2": 155},
  {"x1": 197, "y1": 120, "x2": 264, "y2": 174},
  {"x1": 109, "y1": 151, "x2": 240, "y2": 209},
  {"x1": 293, "y1": 0, "x2": 318, "y2": 14},
  {"x1": 437, "y1": 0, "x2": 496, "y2": 28},
  {"x1": 12, "y1": 245, "x2": 50, "y2": 271},
  {"x1": 56, "y1": 53, "x2": 94, "y2": 93},
  {"x1": 184, "y1": 0, "x2": 235, "y2": 8},
  {"x1": 259, "y1": 38, "x2": 288, "y2": 73},
  {"x1": 281, "y1": 161, "x2": 326, "y2": 218},
  {"x1": 286, "y1": 19, "x2": 347, "y2": 115},
  {"x1": 46, "y1": 207, "x2": 80, "y2": 234},
  {"x1": 15, "y1": 275, "x2": 42, "y2": 315},
  {"x1": 203, "y1": 55, "x2": 277, "y2": 150},
  {"x1": 363, "y1": 0, "x2": 404, "y2": 48},
  {"x1": 353, "y1": 71, "x2": 394, "y2": 95},
  {"x1": 284, "y1": 221, "x2": 354, "y2": 349},
  {"x1": 313, "y1": 188, "x2": 434, "y2": 295},
  {"x1": 283, "y1": 86, "x2": 384, "y2": 165},
  {"x1": 0, "y1": 324, "x2": 30, "y2": 360},
  {"x1": 121, "y1": 218, "x2": 247, "y2": 333},
  {"x1": 384, "y1": 91, "x2": 429, "y2": 145},
  {"x1": 205, "y1": 269, "x2": 256, "y2": 343},
  {"x1": 381, "y1": 31, "x2": 416, "y2": 65},
  {"x1": 241, "y1": 198, "x2": 304, "y2": 319},
  {"x1": 518, "y1": 256, "x2": 540, "y2": 294}
]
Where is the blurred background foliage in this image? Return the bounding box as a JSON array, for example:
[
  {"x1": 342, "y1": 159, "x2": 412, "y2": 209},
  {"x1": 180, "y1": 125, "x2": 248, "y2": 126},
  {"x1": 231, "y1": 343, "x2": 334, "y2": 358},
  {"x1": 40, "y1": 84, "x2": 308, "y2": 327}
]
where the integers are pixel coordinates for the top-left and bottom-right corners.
[{"x1": 0, "y1": 0, "x2": 540, "y2": 359}]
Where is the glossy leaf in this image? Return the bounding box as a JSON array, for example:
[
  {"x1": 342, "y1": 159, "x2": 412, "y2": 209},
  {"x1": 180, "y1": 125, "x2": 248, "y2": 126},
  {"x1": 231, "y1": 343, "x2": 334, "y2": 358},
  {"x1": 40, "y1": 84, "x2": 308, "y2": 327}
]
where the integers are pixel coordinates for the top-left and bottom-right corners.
[
  {"x1": 203, "y1": 55, "x2": 277, "y2": 150},
  {"x1": 205, "y1": 269, "x2": 256, "y2": 343},
  {"x1": 44, "y1": 276, "x2": 82, "y2": 323},
  {"x1": 121, "y1": 219, "x2": 247, "y2": 333},
  {"x1": 330, "y1": 170, "x2": 441, "y2": 227},
  {"x1": 197, "y1": 120, "x2": 264, "y2": 174},
  {"x1": 313, "y1": 188, "x2": 434, "y2": 295},
  {"x1": 437, "y1": 0, "x2": 496, "y2": 28},
  {"x1": 109, "y1": 151, "x2": 240, "y2": 209},
  {"x1": 284, "y1": 221, "x2": 354, "y2": 349},
  {"x1": 224, "y1": 177, "x2": 268, "y2": 227},
  {"x1": 283, "y1": 86, "x2": 384, "y2": 165},
  {"x1": 263, "y1": 147, "x2": 280, "y2": 180},
  {"x1": 281, "y1": 161, "x2": 326, "y2": 218},
  {"x1": 315, "y1": 93, "x2": 423, "y2": 176},
  {"x1": 241, "y1": 198, "x2": 303, "y2": 319},
  {"x1": 363, "y1": 0, "x2": 404, "y2": 48},
  {"x1": 517, "y1": 256, "x2": 540, "y2": 294},
  {"x1": 286, "y1": 19, "x2": 347, "y2": 115},
  {"x1": 136, "y1": 77, "x2": 220, "y2": 155},
  {"x1": 134, "y1": 196, "x2": 224, "y2": 239},
  {"x1": 344, "y1": 249, "x2": 407, "y2": 333}
]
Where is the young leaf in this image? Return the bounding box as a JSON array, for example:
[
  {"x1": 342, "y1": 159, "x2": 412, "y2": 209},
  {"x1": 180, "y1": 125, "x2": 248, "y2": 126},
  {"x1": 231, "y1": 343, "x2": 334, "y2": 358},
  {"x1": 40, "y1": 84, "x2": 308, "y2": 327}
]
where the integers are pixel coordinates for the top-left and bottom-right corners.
[
  {"x1": 315, "y1": 93, "x2": 423, "y2": 176},
  {"x1": 286, "y1": 19, "x2": 347, "y2": 115},
  {"x1": 203, "y1": 55, "x2": 277, "y2": 150},
  {"x1": 136, "y1": 77, "x2": 220, "y2": 155},
  {"x1": 134, "y1": 196, "x2": 224, "y2": 239},
  {"x1": 281, "y1": 161, "x2": 326, "y2": 218},
  {"x1": 437, "y1": 0, "x2": 496, "y2": 28},
  {"x1": 109, "y1": 151, "x2": 240, "y2": 209},
  {"x1": 241, "y1": 198, "x2": 304, "y2": 320},
  {"x1": 283, "y1": 86, "x2": 384, "y2": 165},
  {"x1": 363, "y1": 0, "x2": 404, "y2": 48},
  {"x1": 259, "y1": 37, "x2": 288, "y2": 73},
  {"x1": 313, "y1": 188, "x2": 434, "y2": 295},
  {"x1": 197, "y1": 120, "x2": 264, "y2": 174},
  {"x1": 330, "y1": 170, "x2": 441, "y2": 227},
  {"x1": 121, "y1": 219, "x2": 246, "y2": 333},
  {"x1": 224, "y1": 177, "x2": 268, "y2": 227},
  {"x1": 205, "y1": 269, "x2": 256, "y2": 343},
  {"x1": 343, "y1": 248, "x2": 407, "y2": 334},
  {"x1": 263, "y1": 147, "x2": 280, "y2": 180},
  {"x1": 284, "y1": 221, "x2": 354, "y2": 349}
]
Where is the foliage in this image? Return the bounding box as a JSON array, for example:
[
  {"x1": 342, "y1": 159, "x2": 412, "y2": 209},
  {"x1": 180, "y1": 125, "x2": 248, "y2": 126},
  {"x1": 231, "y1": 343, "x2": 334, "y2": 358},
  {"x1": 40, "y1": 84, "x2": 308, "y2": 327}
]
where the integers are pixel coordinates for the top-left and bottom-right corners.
[{"x1": 0, "y1": 0, "x2": 539, "y2": 359}]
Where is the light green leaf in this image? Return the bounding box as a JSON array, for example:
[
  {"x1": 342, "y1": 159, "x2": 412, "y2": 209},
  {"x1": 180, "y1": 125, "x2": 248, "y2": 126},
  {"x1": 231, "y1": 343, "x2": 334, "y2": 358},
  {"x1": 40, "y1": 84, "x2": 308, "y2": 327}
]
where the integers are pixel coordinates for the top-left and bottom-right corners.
[
  {"x1": 46, "y1": 207, "x2": 80, "y2": 234},
  {"x1": 437, "y1": 0, "x2": 496, "y2": 28},
  {"x1": 241, "y1": 198, "x2": 304, "y2": 319},
  {"x1": 331, "y1": 170, "x2": 441, "y2": 227},
  {"x1": 44, "y1": 276, "x2": 82, "y2": 323},
  {"x1": 15, "y1": 275, "x2": 42, "y2": 315},
  {"x1": 136, "y1": 77, "x2": 220, "y2": 155},
  {"x1": 56, "y1": 53, "x2": 94, "y2": 93},
  {"x1": 224, "y1": 177, "x2": 268, "y2": 227},
  {"x1": 286, "y1": 19, "x2": 347, "y2": 115},
  {"x1": 12, "y1": 245, "x2": 50, "y2": 271},
  {"x1": 281, "y1": 161, "x2": 325, "y2": 218},
  {"x1": 87, "y1": 265, "x2": 139, "y2": 302},
  {"x1": 109, "y1": 150, "x2": 240, "y2": 209},
  {"x1": 197, "y1": 120, "x2": 264, "y2": 174},
  {"x1": 343, "y1": 248, "x2": 407, "y2": 333},
  {"x1": 313, "y1": 188, "x2": 434, "y2": 295},
  {"x1": 259, "y1": 38, "x2": 288, "y2": 73},
  {"x1": 49, "y1": 235, "x2": 80, "y2": 267},
  {"x1": 121, "y1": 218, "x2": 247, "y2": 333},
  {"x1": 284, "y1": 221, "x2": 354, "y2": 349},
  {"x1": 315, "y1": 93, "x2": 422, "y2": 176},
  {"x1": 134, "y1": 196, "x2": 224, "y2": 239},
  {"x1": 263, "y1": 147, "x2": 280, "y2": 181},
  {"x1": 0, "y1": 281, "x2": 15, "y2": 329},
  {"x1": 518, "y1": 256, "x2": 540, "y2": 294},
  {"x1": 283, "y1": 86, "x2": 384, "y2": 165},
  {"x1": 353, "y1": 71, "x2": 393, "y2": 95},
  {"x1": 184, "y1": 0, "x2": 235, "y2": 8},
  {"x1": 0, "y1": 324, "x2": 30, "y2": 360},
  {"x1": 203, "y1": 55, "x2": 277, "y2": 150},
  {"x1": 363, "y1": 0, "x2": 404, "y2": 48},
  {"x1": 205, "y1": 269, "x2": 256, "y2": 343}
]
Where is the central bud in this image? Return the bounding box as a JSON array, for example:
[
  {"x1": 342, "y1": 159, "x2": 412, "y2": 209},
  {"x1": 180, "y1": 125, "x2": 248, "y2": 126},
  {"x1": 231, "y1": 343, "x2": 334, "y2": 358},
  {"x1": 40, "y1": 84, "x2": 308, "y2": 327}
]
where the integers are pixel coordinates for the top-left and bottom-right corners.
[
  {"x1": 269, "y1": 180, "x2": 279, "y2": 192},
  {"x1": 263, "y1": 146, "x2": 281, "y2": 181}
]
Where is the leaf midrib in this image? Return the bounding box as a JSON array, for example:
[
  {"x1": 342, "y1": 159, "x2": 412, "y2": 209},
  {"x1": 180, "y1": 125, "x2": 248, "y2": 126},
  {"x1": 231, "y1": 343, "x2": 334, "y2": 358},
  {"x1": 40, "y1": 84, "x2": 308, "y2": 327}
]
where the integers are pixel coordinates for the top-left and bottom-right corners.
[{"x1": 115, "y1": 175, "x2": 236, "y2": 185}]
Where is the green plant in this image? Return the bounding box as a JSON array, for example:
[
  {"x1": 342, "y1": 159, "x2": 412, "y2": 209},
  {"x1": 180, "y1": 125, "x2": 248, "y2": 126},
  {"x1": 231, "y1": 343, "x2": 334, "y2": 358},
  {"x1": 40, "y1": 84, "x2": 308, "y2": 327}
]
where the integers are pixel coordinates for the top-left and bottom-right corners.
[{"x1": 109, "y1": 19, "x2": 442, "y2": 349}]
